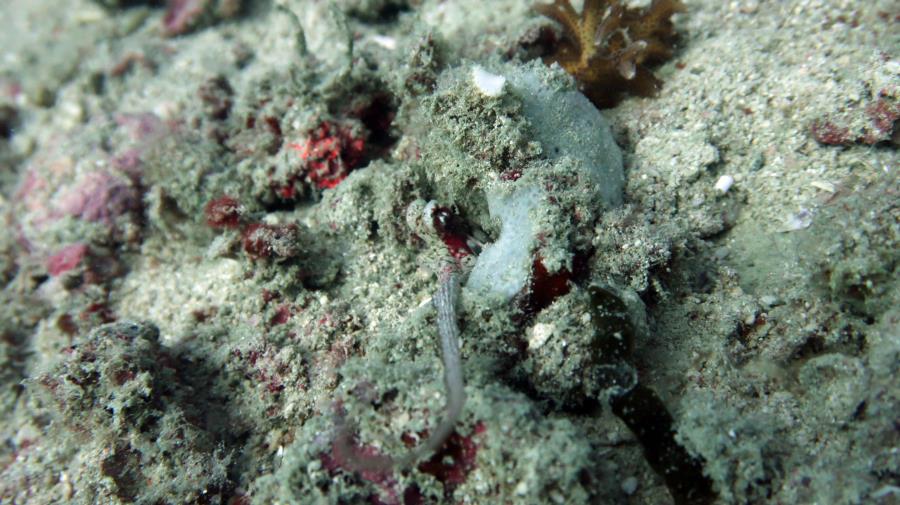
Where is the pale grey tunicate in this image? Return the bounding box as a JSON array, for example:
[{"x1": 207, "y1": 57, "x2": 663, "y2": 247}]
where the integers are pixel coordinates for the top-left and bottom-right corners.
[{"x1": 466, "y1": 62, "x2": 624, "y2": 301}]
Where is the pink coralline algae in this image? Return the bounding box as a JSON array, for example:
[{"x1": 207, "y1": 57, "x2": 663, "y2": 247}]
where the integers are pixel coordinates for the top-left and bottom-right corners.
[
  {"x1": 56, "y1": 171, "x2": 141, "y2": 226},
  {"x1": 416, "y1": 422, "x2": 485, "y2": 489},
  {"x1": 116, "y1": 112, "x2": 169, "y2": 144},
  {"x1": 112, "y1": 112, "x2": 173, "y2": 174},
  {"x1": 10, "y1": 117, "x2": 159, "y2": 269},
  {"x1": 46, "y1": 243, "x2": 89, "y2": 276},
  {"x1": 288, "y1": 122, "x2": 367, "y2": 191},
  {"x1": 812, "y1": 89, "x2": 900, "y2": 146},
  {"x1": 164, "y1": 0, "x2": 208, "y2": 36},
  {"x1": 321, "y1": 421, "x2": 486, "y2": 505},
  {"x1": 163, "y1": 0, "x2": 242, "y2": 37},
  {"x1": 865, "y1": 95, "x2": 900, "y2": 142},
  {"x1": 321, "y1": 428, "x2": 401, "y2": 504},
  {"x1": 233, "y1": 347, "x2": 290, "y2": 395}
]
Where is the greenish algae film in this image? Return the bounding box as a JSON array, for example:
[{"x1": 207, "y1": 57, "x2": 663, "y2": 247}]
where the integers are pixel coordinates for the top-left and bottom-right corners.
[{"x1": 0, "y1": 1, "x2": 898, "y2": 504}]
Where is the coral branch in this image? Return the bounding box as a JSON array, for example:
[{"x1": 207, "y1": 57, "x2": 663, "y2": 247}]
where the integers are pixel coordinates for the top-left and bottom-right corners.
[{"x1": 536, "y1": 0, "x2": 685, "y2": 108}]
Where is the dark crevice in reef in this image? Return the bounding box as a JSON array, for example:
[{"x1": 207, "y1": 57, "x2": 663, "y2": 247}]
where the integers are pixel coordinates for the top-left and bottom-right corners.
[
  {"x1": 165, "y1": 341, "x2": 256, "y2": 495},
  {"x1": 504, "y1": 272, "x2": 717, "y2": 503},
  {"x1": 610, "y1": 383, "x2": 716, "y2": 505}
]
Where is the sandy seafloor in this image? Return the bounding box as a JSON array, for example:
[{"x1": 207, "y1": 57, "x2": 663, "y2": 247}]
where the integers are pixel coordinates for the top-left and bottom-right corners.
[{"x1": 0, "y1": 0, "x2": 898, "y2": 504}]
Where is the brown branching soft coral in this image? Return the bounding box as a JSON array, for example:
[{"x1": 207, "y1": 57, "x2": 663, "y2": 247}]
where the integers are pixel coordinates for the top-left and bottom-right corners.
[{"x1": 535, "y1": 0, "x2": 685, "y2": 108}]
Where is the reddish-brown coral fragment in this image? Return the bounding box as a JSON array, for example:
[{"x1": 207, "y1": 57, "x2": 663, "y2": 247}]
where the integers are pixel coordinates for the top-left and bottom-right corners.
[
  {"x1": 204, "y1": 196, "x2": 242, "y2": 229},
  {"x1": 321, "y1": 426, "x2": 401, "y2": 503},
  {"x1": 270, "y1": 304, "x2": 293, "y2": 326},
  {"x1": 417, "y1": 422, "x2": 485, "y2": 489},
  {"x1": 865, "y1": 96, "x2": 900, "y2": 140},
  {"x1": 526, "y1": 257, "x2": 572, "y2": 314},
  {"x1": 535, "y1": 0, "x2": 685, "y2": 108},
  {"x1": 430, "y1": 206, "x2": 474, "y2": 261},
  {"x1": 241, "y1": 223, "x2": 299, "y2": 260},
  {"x1": 811, "y1": 90, "x2": 900, "y2": 146},
  {"x1": 810, "y1": 119, "x2": 853, "y2": 146}
]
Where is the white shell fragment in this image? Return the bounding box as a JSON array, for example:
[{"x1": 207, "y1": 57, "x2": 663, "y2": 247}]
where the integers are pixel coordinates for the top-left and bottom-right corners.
[
  {"x1": 714, "y1": 174, "x2": 735, "y2": 193},
  {"x1": 471, "y1": 66, "x2": 506, "y2": 97},
  {"x1": 528, "y1": 323, "x2": 554, "y2": 350},
  {"x1": 369, "y1": 34, "x2": 397, "y2": 50},
  {"x1": 810, "y1": 180, "x2": 835, "y2": 193},
  {"x1": 783, "y1": 208, "x2": 813, "y2": 232}
]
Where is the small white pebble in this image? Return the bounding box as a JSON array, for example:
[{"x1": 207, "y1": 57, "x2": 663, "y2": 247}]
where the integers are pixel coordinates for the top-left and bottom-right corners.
[
  {"x1": 528, "y1": 323, "x2": 554, "y2": 350},
  {"x1": 514, "y1": 481, "x2": 529, "y2": 495},
  {"x1": 810, "y1": 180, "x2": 835, "y2": 193},
  {"x1": 471, "y1": 66, "x2": 506, "y2": 97},
  {"x1": 884, "y1": 60, "x2": 900, "y2": 75},
  {"x1": 760, "y1": 295, "x2": 780, "y2": 307},
  {"x1": 715, "y1": 174, "x2": 735, "y2": 193},
  {"x1": 621, "y1": 476, "x2": 639, "y2": 495},
  {"x1": 58, "y1": 101, "x2": 85, "y2": 129},
  {"x1": 369, "y1": 34, "x2": 397, "y2": 50},
  {"x1": 60, "y1": 471, "x2": 73, "y2": 499},
  {"x1": 74, "y1": 7, "x2": 106, "y2": 23}
]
